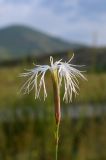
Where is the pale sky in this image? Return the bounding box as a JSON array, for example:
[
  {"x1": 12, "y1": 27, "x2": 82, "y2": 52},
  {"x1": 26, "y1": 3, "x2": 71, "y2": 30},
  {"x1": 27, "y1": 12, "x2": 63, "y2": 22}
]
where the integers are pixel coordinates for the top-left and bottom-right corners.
[{"x1": 0, "y1": 0, "x2": 106, "y2": 46}]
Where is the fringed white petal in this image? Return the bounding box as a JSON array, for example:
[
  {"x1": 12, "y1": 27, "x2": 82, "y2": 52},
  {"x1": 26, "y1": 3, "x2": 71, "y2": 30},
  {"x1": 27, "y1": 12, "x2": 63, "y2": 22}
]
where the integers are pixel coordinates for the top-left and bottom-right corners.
[
  {"x1": 57, "y1": 60, "x2": 86, "y2": 102},
  {"x1": 20, "y1": 65, "x2": 49, "y2": 100}
]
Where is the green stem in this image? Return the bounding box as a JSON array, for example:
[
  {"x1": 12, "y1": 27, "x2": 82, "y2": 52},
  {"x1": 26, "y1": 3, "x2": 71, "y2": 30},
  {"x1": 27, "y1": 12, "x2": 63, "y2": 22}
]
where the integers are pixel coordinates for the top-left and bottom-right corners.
[
  {"x1": 50, "y1": 68, "x2": 61, "y2": 160},
  {"x1": 55, "y1": 122, "x2": 60, "y2": 160}
]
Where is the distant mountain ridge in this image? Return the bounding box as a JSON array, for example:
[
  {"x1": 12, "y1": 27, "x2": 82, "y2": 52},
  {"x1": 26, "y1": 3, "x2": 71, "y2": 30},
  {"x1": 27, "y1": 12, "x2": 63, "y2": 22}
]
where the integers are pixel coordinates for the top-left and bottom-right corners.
[{"x1": 0, "y1": 25, "x2": 84, "y2": 61}]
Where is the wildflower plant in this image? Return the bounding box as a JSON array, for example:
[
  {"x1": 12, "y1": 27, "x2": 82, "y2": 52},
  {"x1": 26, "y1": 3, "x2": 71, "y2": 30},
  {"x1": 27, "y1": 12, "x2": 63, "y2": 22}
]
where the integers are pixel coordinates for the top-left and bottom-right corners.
[{"x1": 20, "y1": 54, "x2": 86, "y2": 160}]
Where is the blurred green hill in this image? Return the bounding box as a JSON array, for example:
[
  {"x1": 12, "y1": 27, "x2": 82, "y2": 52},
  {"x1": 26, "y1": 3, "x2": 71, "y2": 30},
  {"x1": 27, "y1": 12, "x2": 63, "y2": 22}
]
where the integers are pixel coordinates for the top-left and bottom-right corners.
[
  {"x1": 0, "y1": 25, "x2": 83, "y2": 61},
  {"x1": 0, "y1": 25, "x2": 106, "y2": 71}
]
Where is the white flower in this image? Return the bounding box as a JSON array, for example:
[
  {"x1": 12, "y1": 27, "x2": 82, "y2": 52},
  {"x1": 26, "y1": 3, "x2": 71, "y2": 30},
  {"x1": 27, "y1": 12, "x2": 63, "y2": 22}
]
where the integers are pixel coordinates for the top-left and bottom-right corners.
[{"x1": 20, "y1": 54, "x2": 86, "y2": 102}]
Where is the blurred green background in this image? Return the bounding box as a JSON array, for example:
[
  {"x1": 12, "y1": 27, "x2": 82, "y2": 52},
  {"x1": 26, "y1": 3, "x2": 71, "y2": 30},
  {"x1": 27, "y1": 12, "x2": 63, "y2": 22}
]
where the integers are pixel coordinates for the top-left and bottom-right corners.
[
  {"x1": 0, "y1": 0, "x2": 106, "y2": 159},
  {"x1": 0, "y1": 47, "x2": 106, "y2": 160}
]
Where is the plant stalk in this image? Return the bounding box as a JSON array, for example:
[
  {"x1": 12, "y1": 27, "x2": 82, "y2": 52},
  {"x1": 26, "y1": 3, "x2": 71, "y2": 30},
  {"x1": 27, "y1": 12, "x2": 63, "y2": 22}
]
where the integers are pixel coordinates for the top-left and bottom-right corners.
[
  {"x1": 51, "y1": 69, "x2": 61, "y2": 160},
  {"x1": 55, "y1": 122, "x2": 60, "y2": 160},
  {"x1": 51, "y1": 69, "x2": 61, "y2": 124}
]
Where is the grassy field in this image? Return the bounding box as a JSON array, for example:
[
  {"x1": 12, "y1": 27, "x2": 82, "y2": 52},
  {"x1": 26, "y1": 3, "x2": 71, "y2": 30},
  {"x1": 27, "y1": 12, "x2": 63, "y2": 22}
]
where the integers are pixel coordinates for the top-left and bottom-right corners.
[
  {"x1": 0, "y1": 111, "x2": 106, "y2": 160},
  {"x1": 0, "y1": 66, "x2": 106, "y2": 107},
  {"x1": 0, "y1": 66, "x2": 106, "y2": 160}
]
